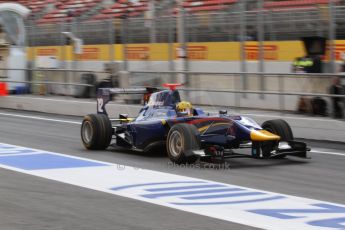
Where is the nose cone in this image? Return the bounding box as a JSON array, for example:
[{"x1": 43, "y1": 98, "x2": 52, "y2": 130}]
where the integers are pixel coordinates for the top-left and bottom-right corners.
[{"x1": 250, "y1": 130, "x2": 280, "y2": 141}]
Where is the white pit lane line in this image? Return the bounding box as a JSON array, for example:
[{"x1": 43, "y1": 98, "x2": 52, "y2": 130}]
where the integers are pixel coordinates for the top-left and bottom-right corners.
[
  {"x1": 310, "y1": 149, "x2": 345, "y2": 157},
  {"x1": 0, "y1": 112, "x2": 81, "y2": 125},
  {"x1": 241, "y1": 113, "x2": 342, "y2": 123},
  {"x1": 0, "y1": 142, "x2": 345, "y2": 230}
]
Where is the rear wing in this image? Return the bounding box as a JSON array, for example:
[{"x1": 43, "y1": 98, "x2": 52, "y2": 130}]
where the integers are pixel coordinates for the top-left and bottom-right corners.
[{"x1": 97, "y1": 87, "x2": 159, "y2": 115}]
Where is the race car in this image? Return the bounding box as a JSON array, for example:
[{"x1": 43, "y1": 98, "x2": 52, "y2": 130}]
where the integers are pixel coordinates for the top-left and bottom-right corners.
[{"x1": 81, "y1": 84, "x2": 310, "y2": 164}]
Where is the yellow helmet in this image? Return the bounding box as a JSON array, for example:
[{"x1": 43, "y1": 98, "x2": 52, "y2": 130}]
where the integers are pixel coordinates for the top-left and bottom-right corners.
[{"x1": 176, "y1": 101, "x2": 193, "y2": 116}]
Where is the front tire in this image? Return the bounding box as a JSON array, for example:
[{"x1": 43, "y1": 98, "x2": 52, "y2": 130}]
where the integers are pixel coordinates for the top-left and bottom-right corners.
[
  {"x1": 261, "y1": 119, "x2": 294, "y2": 158},
  {"x1": 262, "y1": 119, "x2": 293, "y2": 140},
  {"x1": 167, "y1": 123, "x2": 199, "y2": 164},
  {"x1": 81, "y1": 114, "x2": 112, "y2": 150}
]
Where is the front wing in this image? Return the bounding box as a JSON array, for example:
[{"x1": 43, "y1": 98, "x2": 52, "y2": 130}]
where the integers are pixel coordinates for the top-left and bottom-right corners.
[{"x1": 193, "y1": 140, "x2": 310, "y2": 160}]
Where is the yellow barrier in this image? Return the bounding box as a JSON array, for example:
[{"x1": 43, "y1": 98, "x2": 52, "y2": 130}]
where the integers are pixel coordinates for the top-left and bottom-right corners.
[{"x1": 27, "y1": 40, "x2": 345, "y2": 62}]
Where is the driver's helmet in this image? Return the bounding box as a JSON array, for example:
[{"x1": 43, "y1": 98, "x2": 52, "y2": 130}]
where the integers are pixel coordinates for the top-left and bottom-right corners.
[{"x1": 176, "y1": 101, "x2": 193, "y2": 116}]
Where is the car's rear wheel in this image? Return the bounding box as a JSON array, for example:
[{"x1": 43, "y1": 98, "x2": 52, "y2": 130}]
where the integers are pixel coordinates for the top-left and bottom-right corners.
[
  {"x1": 167, "y1": 123, "x2": 199, "y2": 164},
  {"x1": 261, "y1": 119, "x2": 294, "y2": 158},
  {"x1": 81, "y1": 114, "x2": 113, "y2": 150}
]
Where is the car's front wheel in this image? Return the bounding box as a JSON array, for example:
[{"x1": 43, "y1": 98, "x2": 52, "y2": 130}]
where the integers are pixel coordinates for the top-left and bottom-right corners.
[
  {"x1": 167, "y1": 123, "x2": 199, "y2": 164},
  {"x1": 261, "y1": 119, "x2": 294, "y2": 158},
  {"x1": 81, "y1": 114, "x2": 112, "y2": 150}
]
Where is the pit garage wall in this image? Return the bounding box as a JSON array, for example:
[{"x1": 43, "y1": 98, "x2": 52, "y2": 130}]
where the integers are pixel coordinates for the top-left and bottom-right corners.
[{"x1": 26, "y1": 41, "x2": 344, "y2": 111}]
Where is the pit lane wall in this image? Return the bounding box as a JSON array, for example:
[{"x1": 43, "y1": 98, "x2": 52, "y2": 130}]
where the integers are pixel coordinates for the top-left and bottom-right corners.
[{"x1": 25, "y1": 40, "x2": 344, "y2": 111}]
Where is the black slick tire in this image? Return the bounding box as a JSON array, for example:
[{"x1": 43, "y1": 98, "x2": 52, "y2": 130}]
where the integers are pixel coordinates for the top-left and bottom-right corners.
[
  {"x1": 261, "y1": 119, "x2": 294, "y2": 158},
  {"x1": 81, "y1": 114, "x2": 112, "y2": 150},
  {"x1": 166, "y1": 123, "x2": 199, "y2": 164}
]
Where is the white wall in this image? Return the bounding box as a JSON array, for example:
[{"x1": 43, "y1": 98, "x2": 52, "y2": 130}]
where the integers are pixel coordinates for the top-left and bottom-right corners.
[
  {"x1": 49, "y1": 60, "x2": 332, "y2": 111},
  {"x1": 7, "y1": 46, "x2": 26, "y2": 91}
]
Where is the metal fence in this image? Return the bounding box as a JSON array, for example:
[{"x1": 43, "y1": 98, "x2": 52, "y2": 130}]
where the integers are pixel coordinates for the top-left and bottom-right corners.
[
  {"x1": 25, "y1": 4, "x2": 345, "y2": 46},
  {"x1": 23, "y1": 2, "x2": 345, "y2": 75}
]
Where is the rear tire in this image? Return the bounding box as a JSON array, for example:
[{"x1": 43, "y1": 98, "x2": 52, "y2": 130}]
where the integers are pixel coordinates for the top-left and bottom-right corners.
[
  {"x1": 167, "y1": 123, "x2": 199, "y2": 164},
  {"x1": 81, "y1": 114, "x2": 112, "y2": 150},
  {"x1": 261, "y1": 119, "x2": 294, "y2": 158}
]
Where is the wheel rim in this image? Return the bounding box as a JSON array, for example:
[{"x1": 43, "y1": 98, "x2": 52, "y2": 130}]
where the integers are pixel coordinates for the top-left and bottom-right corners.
[
  {"x1": 82, "y1": 121, "x2": 93, "y2": 143},
  {"x1": 169, "y1": 130, "x2": 184, "y2": 157}
]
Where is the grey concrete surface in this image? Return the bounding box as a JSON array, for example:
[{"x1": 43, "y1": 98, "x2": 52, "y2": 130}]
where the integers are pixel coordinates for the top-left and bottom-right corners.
[
  {"x1": 0, "y1": 110, "x2": 344, "y2": 230},
  {"x1": 0, "y1": 95, "x2": 344, "y2": 142},
  {"x1": 0, "y1": 110, "x2": 258, "y2": 230},
  {"x1": 0, "y1": 169, "x2": 259, "y2": 230}
]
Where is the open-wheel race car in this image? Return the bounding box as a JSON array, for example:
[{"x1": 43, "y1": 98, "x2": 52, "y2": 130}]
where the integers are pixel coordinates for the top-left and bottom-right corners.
[{"x1": 81, "y1": 84, "x2": 310, "y2": 164}]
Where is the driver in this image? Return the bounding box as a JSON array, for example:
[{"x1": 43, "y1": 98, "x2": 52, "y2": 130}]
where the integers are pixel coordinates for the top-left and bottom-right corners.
[{"x1": 176, "y1": 101, "x2": 194, "y2": 117}]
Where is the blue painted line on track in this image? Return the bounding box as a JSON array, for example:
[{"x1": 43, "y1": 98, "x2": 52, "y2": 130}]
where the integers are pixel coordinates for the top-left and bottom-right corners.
[
  {"x1": 110, "y1": 181, "x2": 206, "y2": 191},
  {"x1": 308, "y1": 217, "x2": 345, "y2": 229},
  {"x1": 0, "y1": 143, "x2": 41, "y2": 155},
  {"x1": 171, "y1": 195, "x2": 286, "y2": 206},
  {"x1": 0, "y1": 146, "x2": 16, "y2": 150},
  {"x1": 181, "y1": 191, "x2": 264, "y2": 200},
  {"x1": 145, "y1": 184, "x2": 227, "y2": 192},
  {"x1": 0, "y1": 153, "x2": 109, "y2": 170},
  {"x1": 249, "y1": 203, "x2": 345, "y2": 219},
  {"x1": 141, "y1": 188, "x2": 242, "y2": 199},
  {"x1": 0, "y1": 149, "x2": 41, "y2": 155}
]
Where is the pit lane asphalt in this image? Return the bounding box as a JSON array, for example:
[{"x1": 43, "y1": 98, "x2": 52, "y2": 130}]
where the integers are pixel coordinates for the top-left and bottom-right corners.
[{"x1": 0, "y1": 109, "x2": 344, "y2": 230}]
